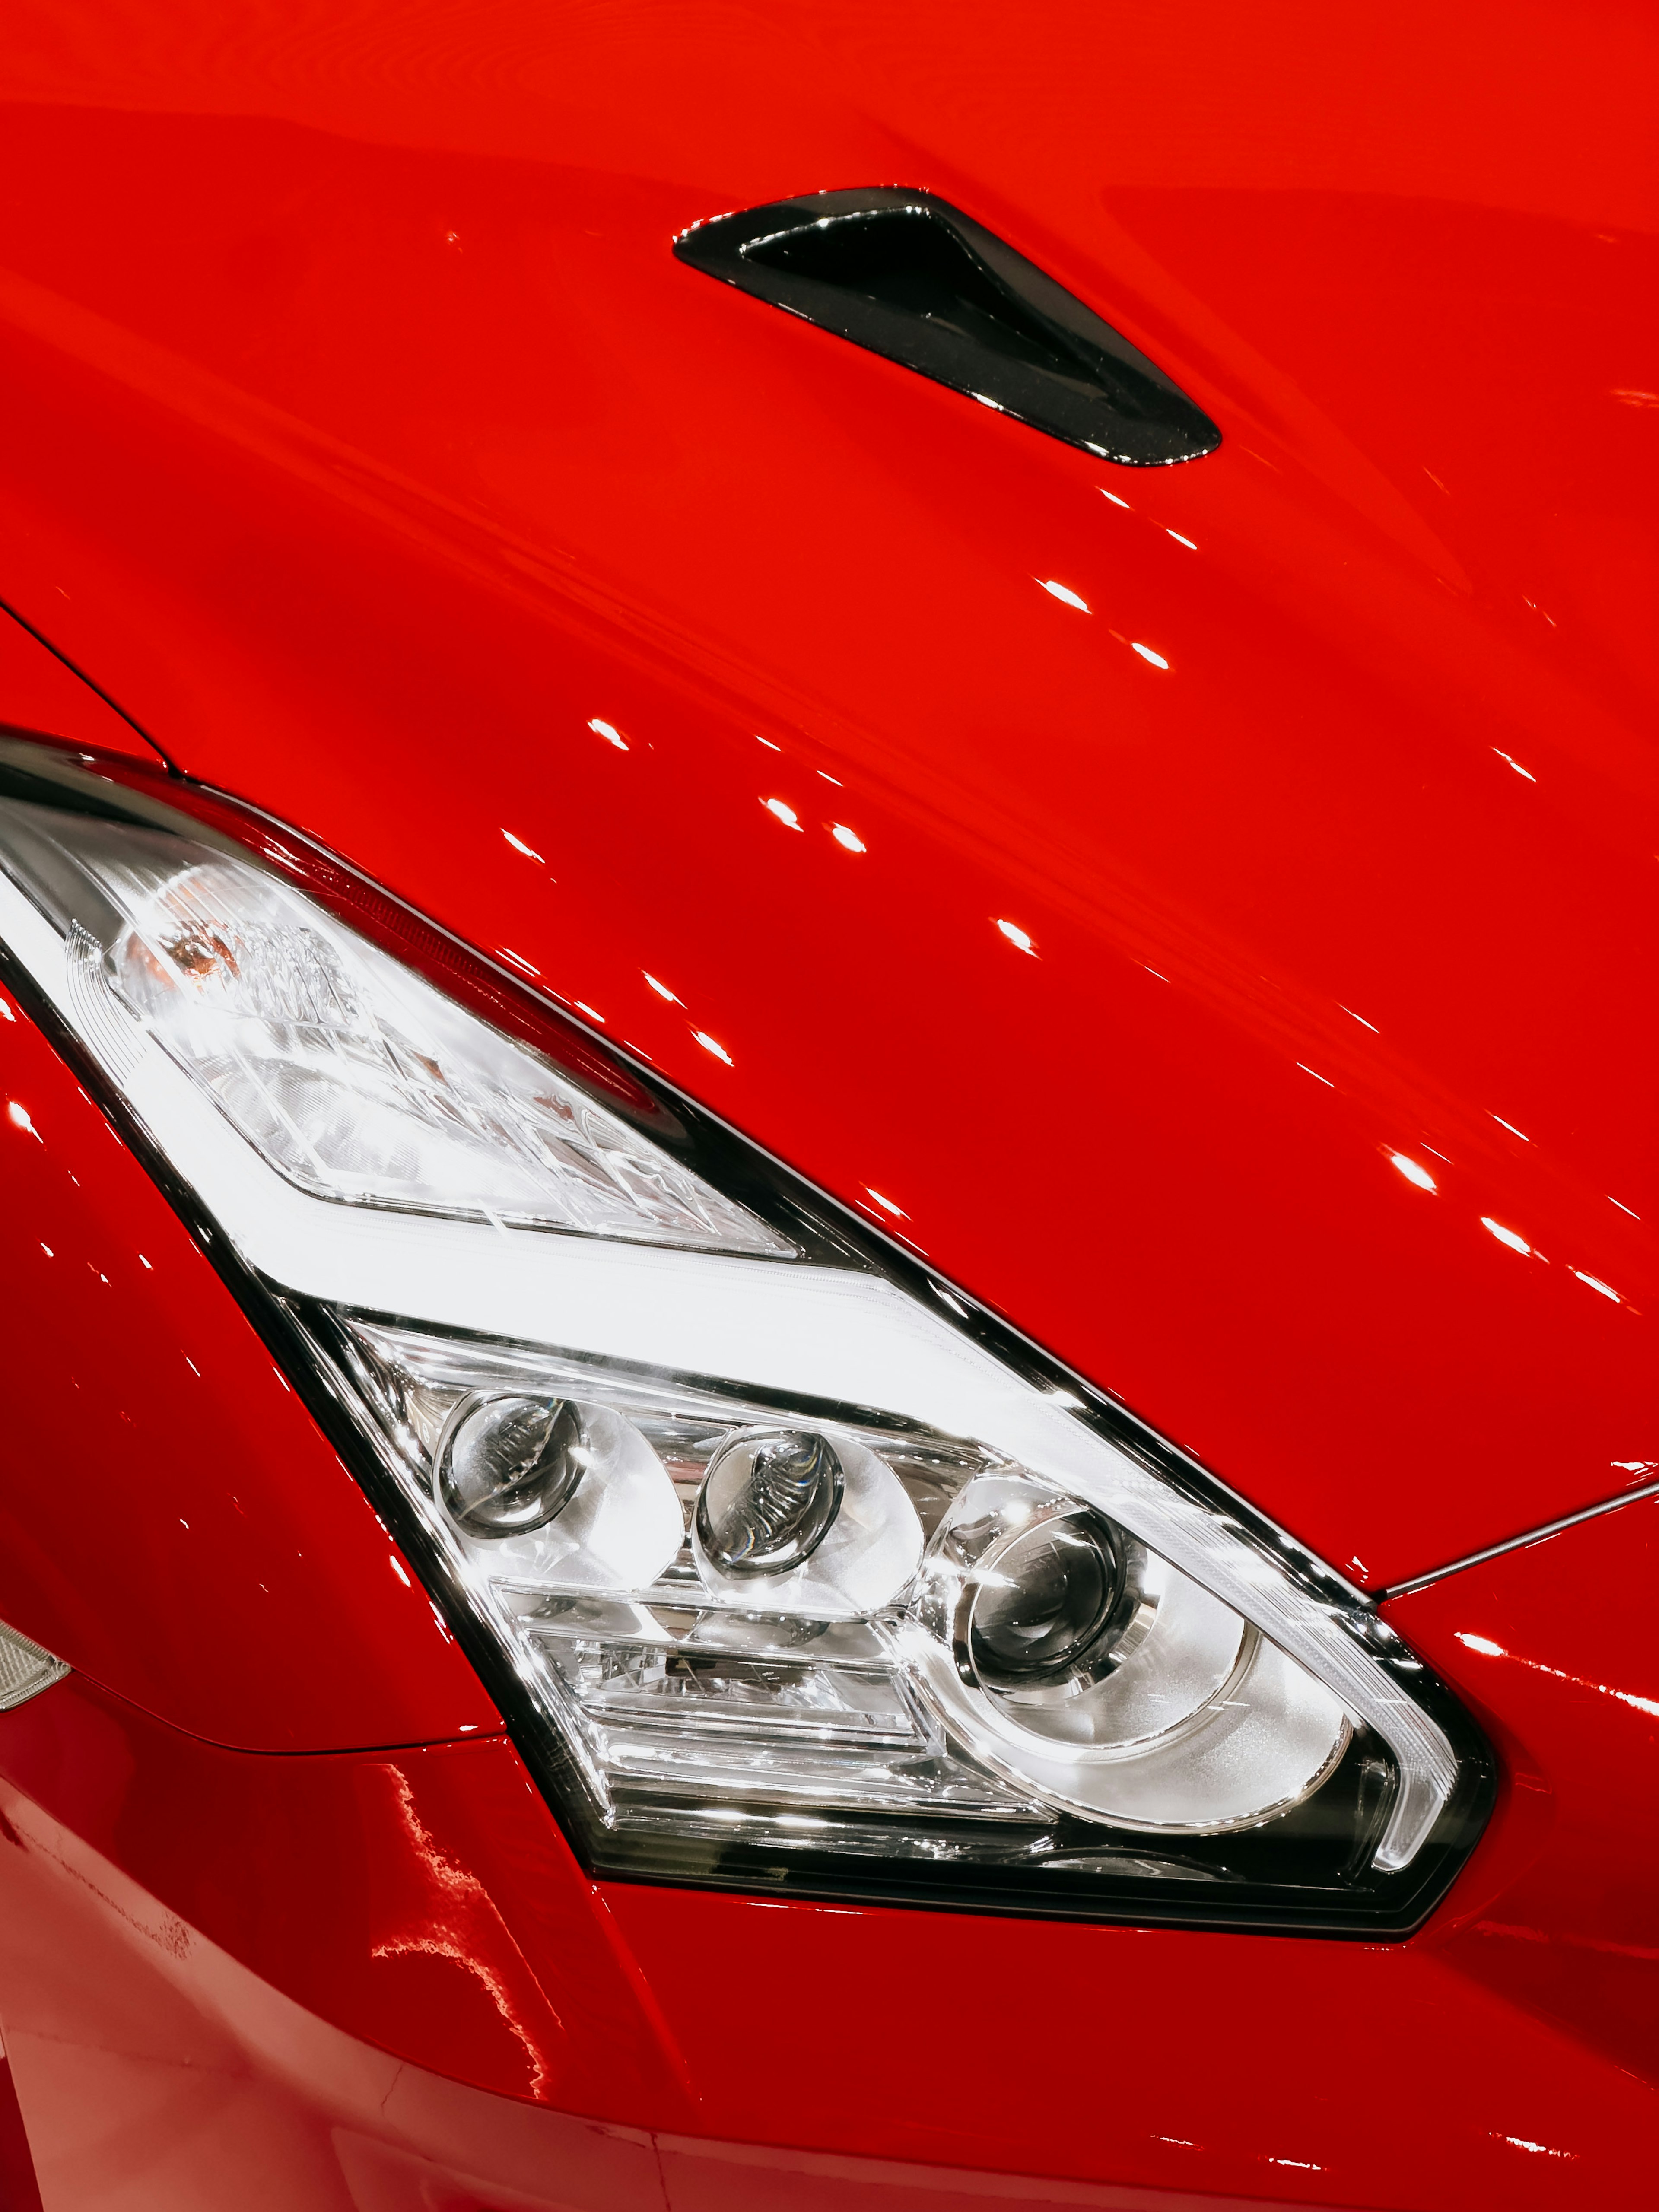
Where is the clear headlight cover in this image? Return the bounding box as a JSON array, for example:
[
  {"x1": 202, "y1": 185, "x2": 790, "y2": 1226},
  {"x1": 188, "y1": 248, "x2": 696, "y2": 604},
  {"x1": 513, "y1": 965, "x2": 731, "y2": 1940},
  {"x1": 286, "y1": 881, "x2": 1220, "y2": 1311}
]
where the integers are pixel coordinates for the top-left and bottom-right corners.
[
  {"x1": 0, "y1": 800, "x2": 785, "y2": 1253},
  {"x1": 0, "y1": 740, "x2": 1493, "y2": 1931}
]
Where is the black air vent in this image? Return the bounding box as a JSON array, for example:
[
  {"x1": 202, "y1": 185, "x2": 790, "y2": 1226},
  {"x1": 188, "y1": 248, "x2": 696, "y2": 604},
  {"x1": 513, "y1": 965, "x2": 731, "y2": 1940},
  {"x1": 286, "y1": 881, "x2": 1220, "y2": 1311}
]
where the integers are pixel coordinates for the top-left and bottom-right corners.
[{"x1": 674, "y1": 188, "x2": 1219, "y2": 468}]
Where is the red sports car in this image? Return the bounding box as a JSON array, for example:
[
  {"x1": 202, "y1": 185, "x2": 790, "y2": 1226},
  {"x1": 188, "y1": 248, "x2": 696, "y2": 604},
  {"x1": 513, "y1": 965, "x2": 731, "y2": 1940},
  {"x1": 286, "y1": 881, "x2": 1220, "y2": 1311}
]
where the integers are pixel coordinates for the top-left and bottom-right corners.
[{"x1": 0, "y1": 4, "x2": 1653, "y2": 2206}]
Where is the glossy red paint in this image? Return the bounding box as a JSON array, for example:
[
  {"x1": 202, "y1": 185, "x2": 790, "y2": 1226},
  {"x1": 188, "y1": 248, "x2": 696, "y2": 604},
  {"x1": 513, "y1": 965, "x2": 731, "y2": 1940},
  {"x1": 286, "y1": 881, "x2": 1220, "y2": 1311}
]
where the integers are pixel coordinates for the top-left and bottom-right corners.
[
  {"x1": 0, "y1": 2061, "x2": 43, "y2": 2212},
  {"x1": 0, "y1": 1670, "x2": 680, "y2": 2122},
  {"x1": 0, "y1": 3, "x2": 1654, "y2": 1592},
  {"x1": 0, "y1": 605, "x2": 157, "y2": 761},
  {"x1": 0, "y1": 1505, "x2": 1654, "y2": 2209},
  {"x1": 0, "y1": 5, "x2": 1655, "y2": 2205},
  {"x1": 1388, "y1": 1493, "x2": 1659, "y2": 2090},
  {"x1": 0, "y1": 971, "x2": 498, "y2": 1752},
  {"x1": 0, "y1": 1691, "x2": 668, "y2": 2212}
]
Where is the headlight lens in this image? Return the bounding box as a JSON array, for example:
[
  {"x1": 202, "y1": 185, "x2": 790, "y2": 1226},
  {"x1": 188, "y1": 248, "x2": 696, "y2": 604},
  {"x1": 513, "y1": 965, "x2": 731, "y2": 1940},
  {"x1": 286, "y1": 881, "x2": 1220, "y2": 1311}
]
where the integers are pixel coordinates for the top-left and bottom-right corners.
[
  {"x1": 0, "y1": 741, "x2": 1493, "y2": 1930},
  {"x1": 328, "y1": 1313, "x2": 1355, "y2": 1842},
  {"x1": 9, "y1": 800, "x2": 785, "y2": 1254}
]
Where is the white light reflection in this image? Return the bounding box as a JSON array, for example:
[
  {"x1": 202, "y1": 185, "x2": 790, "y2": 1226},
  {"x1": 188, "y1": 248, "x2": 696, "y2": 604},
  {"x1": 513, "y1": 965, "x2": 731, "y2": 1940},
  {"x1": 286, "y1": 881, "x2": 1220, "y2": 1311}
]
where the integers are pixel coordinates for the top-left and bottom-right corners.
[
  {"x1": 755, "y1": 735, "x2": 782, "y2": 752},
  {"x1": 763, "y1": 798, "x2": 803, "y2": 831},
  {"x1": 1481, "y1": 1217, "x2": 1531, "y2": 1256},
  {"x1": 996, "y1": 919, "x2": 1036, "y2": 955},
  {"x1": 1098, "y1": 488, "x2": 1131, "y2": 511},
  {"x1": 831, "y1": 825, "x2": 866, "y2": 853},
  {"x1": 1492, "y1": 749, "x2": 1536, "y2": 782},
  {"x1": 1457, "y1": 1631, "x2": 1659, "y2": 1720},
  {"x1": 1131, "y1": 642, "x2": 1170, "y2": 669},
  {"x1": 588, "y1": 719, "x2": 629, "y2": 750},
  {"x1": 574, "y1": 1002, "x2": 606, "y2": 1024},
  {"x1": 1491, "y1": 1115, "x2": 1529, "y2": 1141},
  {"x1": 502, "y1": 830, "x2": 545, "y2": 863},
  {"x1": 1038, "y1": 579, "x2": 1090, "y2": 612},
  {"x1": 1571, "y1": 1269, "x2": 1621, "y2": 1303},
  {"x1": 1389, "y1": 1152, "x2": 1437, "y2": 1192},
  {"x1": 1166, "y1": 530, "x2": 1198, "y2": 550},
  {"x1": 693, "y1": 1031, "x2": 733, "y2": 1066},
  {"x1": 1297, "y1": 1063, "x2": 1334, "y2": 1088},
  {"x1": 865, "y1": 1188, "x2": 907, "y2": 1218},
  {"x1": 1609, "y1": 1196, "x2": 1640, "y2": 1220},
  {"x1": 642, "y1": 973, "x2": 680, "y2": 1004}
]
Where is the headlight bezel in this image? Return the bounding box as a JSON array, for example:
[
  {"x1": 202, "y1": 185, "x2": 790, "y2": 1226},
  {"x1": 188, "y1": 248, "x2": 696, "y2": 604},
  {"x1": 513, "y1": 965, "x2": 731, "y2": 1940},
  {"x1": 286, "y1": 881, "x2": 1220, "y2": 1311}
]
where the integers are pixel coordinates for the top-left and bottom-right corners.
[{"x1": 0, "y1": 733, "x2": 1495, "y2": 1934}]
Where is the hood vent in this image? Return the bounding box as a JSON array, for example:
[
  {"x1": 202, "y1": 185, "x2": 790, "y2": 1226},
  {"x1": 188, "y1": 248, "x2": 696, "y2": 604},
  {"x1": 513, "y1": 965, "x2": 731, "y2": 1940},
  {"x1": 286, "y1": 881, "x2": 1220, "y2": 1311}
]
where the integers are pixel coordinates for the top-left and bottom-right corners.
[{"x1": 674, "y1": 188, "x2": 1219, "y2": 468}]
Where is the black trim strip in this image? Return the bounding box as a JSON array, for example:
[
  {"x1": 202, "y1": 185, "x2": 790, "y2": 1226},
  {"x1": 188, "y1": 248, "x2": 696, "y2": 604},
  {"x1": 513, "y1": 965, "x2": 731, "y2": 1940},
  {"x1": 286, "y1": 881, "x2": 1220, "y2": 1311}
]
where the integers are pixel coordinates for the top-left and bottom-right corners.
[
  {"x1": 1377, "y1": 1475, "x2": 1659, "y2": 1602},
  {"x1": 0, "y1": 603, "x2": 177, "y2": 770}
]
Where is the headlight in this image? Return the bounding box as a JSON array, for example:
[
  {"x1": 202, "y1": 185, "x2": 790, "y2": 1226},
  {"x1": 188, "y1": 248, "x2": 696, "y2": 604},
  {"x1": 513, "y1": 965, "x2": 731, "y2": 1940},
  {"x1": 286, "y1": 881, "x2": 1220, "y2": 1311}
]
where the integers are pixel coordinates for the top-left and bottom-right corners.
[{"x1": 0, "y1": 737, "x2": 1492, "y2": 1931}]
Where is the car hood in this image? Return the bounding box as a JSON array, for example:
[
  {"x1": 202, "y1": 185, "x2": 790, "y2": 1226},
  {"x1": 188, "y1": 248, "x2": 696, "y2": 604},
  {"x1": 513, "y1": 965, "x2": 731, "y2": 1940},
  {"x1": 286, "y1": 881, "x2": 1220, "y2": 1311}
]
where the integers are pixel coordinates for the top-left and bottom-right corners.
[{"x1": 1, "y1": 1, "x2": 1656, "y2": 1589}]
